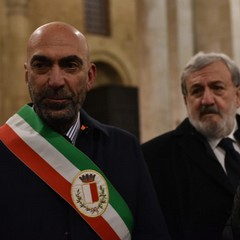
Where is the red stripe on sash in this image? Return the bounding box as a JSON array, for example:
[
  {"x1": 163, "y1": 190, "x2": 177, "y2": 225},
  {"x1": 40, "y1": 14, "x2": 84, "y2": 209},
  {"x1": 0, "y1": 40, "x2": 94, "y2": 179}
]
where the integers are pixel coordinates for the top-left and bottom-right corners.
[{"x1": 0, "y1": 124, "x2": 120, "y2": 239}]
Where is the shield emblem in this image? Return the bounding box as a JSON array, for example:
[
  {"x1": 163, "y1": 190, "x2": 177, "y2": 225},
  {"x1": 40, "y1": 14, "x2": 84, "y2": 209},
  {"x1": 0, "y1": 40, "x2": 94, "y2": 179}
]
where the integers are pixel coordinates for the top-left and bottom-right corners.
[
  {"x1": 82, "y1": 181, "x2": 99, "y2": 204},
  {"x1": 71, "y1": 170, "x2": 109, "y2": 217}
]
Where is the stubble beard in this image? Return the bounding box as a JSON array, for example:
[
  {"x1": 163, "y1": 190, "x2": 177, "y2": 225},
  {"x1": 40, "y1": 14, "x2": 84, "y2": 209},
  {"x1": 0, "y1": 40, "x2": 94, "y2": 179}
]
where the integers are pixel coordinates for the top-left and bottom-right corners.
[{"x1": 28, "y1": 84, "x2": 87, "y2": 134}]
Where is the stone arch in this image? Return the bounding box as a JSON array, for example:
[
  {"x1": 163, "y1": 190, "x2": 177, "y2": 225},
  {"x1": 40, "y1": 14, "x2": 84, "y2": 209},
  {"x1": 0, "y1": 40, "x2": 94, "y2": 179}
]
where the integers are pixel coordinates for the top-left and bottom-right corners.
[
  {"x1": 90, "y1": 50, "x2": 133, "y2": 87},
  {"x1": 93, "y1": 61, "x2": 122, "y2": 87}
]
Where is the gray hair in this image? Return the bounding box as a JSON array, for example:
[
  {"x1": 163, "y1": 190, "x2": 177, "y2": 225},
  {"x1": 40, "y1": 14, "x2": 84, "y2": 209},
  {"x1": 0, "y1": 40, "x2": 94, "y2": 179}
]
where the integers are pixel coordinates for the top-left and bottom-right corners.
[{"x1": 181, "y1": 52, "x2": 240, "y2": 95}]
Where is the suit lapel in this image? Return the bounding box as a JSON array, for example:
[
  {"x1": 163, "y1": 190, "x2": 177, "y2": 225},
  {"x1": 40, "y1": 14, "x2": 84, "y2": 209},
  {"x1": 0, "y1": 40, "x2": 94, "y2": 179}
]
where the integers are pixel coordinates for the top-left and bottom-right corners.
[{"x1": 179, "y1": 134, "x2": 235, "y2": 194}]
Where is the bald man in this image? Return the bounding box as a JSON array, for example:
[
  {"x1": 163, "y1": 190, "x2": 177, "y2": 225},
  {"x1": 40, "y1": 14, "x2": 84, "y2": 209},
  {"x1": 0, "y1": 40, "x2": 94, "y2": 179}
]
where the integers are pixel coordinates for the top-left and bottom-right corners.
[{"x1": 0, "y1": 22, "x2": 170, "y2": 240}]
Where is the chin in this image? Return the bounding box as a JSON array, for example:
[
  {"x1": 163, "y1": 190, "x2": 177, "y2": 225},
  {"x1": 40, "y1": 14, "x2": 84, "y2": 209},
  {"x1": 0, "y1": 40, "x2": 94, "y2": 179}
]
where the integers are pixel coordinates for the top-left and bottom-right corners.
[
  {"x1": 41, "y1": 108, "x2": 74, "y2": 123},
  {"x1": 200, "y1": 113, "x2": 220, "y2": 121},
  {"x1": 52, "y1": 111, "x2": 74, "y2": 121}
]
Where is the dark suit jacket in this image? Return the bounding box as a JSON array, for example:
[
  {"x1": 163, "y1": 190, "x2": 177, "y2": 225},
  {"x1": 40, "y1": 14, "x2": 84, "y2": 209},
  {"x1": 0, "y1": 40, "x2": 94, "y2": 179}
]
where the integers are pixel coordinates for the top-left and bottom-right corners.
[
  {"x1": 0, "y1": 109, "x2": 170, "y2": 240},
  {"x1": 142, "y1": 117, "x2": 239, "y2": 240},
  {"x1": 223, "y1": 185, "x2": 240, "y2": 240}
]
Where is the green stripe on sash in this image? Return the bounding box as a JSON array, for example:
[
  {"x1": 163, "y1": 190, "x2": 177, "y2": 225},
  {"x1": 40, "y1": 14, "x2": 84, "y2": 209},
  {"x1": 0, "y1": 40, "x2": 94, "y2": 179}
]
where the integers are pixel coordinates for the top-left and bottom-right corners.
[{"x1": 17, "y1": 105, "x2": 134, "y2": 232}]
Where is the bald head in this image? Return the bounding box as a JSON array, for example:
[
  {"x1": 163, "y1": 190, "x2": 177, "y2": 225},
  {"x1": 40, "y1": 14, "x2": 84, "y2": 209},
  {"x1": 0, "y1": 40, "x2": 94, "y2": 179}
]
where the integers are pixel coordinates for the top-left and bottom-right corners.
[
  {"x1": 24, "y1": 21, "x2": 96, "y2": 134},
  {"x1": 26, "y1": 22, "x2": 90, "y2": 64}
]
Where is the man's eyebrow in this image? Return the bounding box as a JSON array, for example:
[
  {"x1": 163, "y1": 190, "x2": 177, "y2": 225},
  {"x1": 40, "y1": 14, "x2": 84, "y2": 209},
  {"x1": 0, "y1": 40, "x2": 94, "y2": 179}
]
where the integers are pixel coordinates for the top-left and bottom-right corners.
[
  {"x1": 60, "y1": 55, "x2": 84, "y2": 66},
  {"x1": 30, "y1": 55, "x2": 84, "y2": 66},
  {"x1": 30, "y1": 55, "x2": 50, "y2": 64}
]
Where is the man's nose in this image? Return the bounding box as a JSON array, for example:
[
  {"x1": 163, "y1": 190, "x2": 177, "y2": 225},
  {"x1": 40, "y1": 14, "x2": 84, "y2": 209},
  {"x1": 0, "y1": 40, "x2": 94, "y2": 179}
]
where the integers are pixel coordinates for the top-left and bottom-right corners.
[
  {"x1": 48, "y1": 66, "x2": 65, "y2": 88},
  {"x1": 201, "y1": 89, "x2": 214, "y2": 105}
]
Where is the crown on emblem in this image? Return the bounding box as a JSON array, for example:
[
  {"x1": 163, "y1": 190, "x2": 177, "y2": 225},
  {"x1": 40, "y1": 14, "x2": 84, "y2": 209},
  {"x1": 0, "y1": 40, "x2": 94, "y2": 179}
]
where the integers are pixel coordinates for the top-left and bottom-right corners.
[{"x1": 79, "y1": 173, "x2": 96, "y2": 183}]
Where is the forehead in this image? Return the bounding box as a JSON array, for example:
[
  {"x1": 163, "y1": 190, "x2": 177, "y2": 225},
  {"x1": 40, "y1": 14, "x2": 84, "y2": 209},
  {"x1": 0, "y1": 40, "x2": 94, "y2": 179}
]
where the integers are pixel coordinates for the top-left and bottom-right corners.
[
  {"x1": 186, "y1": 61, "x2": 232, "y2": 84},
  {"x1": 28, "y1": 27, "x2": 88, "y2": 60}
]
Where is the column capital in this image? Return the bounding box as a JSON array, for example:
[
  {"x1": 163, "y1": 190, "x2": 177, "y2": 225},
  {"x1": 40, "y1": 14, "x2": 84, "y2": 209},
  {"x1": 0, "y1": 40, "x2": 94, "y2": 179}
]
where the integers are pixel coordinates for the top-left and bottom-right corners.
[{"x1": 6, "y1": 0, "x2": 29, "y2": 15}]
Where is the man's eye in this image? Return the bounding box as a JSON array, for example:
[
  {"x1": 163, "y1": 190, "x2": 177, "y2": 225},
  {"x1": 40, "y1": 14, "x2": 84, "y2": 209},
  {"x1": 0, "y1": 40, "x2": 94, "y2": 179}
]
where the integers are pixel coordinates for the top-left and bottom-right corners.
[
  {"x1": 63, "y1": 62, "x2": 81, "y2": 72},
  {"x1": 190, "y1": 88, "x2": 202, "y2": 96},
  {"x1": 32, "y1": 62, "x2": 44, "y2": 68},
  {"x1": 212, "y1": 85, "x2": 224, "y2": 91},
  {"x1": 31, "y1": 62, "x2": 50, "y2": 72},
  {"x1": 66, "y1": 62, "x2": 79, "y2": 69}
]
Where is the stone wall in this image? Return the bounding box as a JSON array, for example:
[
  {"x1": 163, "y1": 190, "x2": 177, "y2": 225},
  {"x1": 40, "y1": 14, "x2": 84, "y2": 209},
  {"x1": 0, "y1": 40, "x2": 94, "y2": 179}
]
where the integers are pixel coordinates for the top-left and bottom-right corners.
[{"x1": 0, "y1": 0, "x2": 238, "y2": 142}]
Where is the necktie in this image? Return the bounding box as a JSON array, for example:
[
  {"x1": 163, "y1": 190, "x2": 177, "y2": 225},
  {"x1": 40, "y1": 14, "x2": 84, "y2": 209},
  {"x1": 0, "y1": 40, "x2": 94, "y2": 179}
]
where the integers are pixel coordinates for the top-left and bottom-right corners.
[{"x1": 219, "y1": 138, "x2": 240, "y2": 190}]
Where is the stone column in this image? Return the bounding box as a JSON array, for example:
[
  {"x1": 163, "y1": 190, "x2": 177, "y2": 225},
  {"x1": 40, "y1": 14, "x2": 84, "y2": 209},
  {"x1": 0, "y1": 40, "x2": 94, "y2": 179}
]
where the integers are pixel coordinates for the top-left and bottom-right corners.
[
  {"x1": 175, "y1": 0, "x2": 194, "y2": 122},
  {"x1": 137, "y1": 0, "x2": 170, "y2": 142},
  {"x1": 3, "y1": 0, "x2": 29, "y2": 122},
  {"x1": 194, "y1": 0, "x2": 231, "y2": 54},
  {"x1": 0, "y1": 1, "x2": 7, "y2": 124},
  {"x1": 230, "y1": 0, "x2": 240, "y2": 65},
  {"x1": 230, "y1": 0, "x2": 240, "y2": 115}
]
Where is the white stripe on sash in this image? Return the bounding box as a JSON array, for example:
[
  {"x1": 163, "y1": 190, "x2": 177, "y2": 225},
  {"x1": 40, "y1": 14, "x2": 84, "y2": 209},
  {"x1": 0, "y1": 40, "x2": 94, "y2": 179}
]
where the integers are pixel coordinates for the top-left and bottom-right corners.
[{"x1": 7, "y1": 113, "x2": 131, "y2": 240}]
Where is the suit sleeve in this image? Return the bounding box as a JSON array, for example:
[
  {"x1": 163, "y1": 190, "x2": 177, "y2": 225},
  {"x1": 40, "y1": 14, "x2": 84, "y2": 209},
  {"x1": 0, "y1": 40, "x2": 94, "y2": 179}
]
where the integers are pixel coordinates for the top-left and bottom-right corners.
[{"x1": 131, "y1": 143, "x2": 171, "y2": 240}]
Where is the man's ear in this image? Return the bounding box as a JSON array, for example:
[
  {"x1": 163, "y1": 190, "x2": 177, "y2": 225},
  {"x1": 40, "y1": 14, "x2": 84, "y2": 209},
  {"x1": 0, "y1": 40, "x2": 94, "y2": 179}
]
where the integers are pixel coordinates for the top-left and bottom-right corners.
[
  {"x1": 183, "y1": 95, "x2": 187, "y2": 106},
  {"x1": 87, "y1": 63, "x2": 96, "y2": 91},
  {"x1": 24, "y1": 63, "x2": 29, "y2": 84},
  {"x1": 236, "y1": 86, "x2": 240, "y2": 108}
]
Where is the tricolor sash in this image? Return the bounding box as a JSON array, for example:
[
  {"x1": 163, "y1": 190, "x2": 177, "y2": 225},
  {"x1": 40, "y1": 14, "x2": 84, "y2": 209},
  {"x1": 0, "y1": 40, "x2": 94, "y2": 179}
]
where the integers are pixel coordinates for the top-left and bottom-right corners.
[{"x1": 0, "y1": 105, "x2": 134, "y2": 239}]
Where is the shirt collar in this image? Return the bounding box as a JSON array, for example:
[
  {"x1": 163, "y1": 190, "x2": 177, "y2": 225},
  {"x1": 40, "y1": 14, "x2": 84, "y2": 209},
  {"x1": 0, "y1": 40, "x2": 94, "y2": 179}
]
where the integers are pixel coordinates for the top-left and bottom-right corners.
[
  {"x1": 208, "y1": 120, "x2": 238, "y2": 149},
  {"x1": 65, "y1": 112, "x2": 80, "y2": 145},
  {"x1": 31, "y1": 104, "x2": 80, "y2": 145}
]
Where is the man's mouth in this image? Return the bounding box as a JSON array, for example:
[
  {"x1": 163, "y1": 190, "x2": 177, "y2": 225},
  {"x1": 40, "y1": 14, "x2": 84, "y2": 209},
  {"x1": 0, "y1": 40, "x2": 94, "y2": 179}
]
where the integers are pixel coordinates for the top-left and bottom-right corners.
[
  {"x1": 199, "y1": 106, "x2": 219, "y2": 117},
  {"x1": 42, "y1": 97, "x2": 71, "y2": 109},
  {"x1": 45, "y1": 95, "x2": 70, "y2": 101},
  {"x1": 47, "y1": 97, "x2": 68, "y2": 101},
  {"x1": 200, "y1": 111, "x2": 221, "y2": 120}
]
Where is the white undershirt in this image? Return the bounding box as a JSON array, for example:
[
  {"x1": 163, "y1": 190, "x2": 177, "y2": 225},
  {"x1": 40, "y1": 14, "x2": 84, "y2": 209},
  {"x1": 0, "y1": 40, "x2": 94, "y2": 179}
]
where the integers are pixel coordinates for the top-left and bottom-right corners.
[{"x1": 208, "y1": 121, "x2": 240, "y2": 173}]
